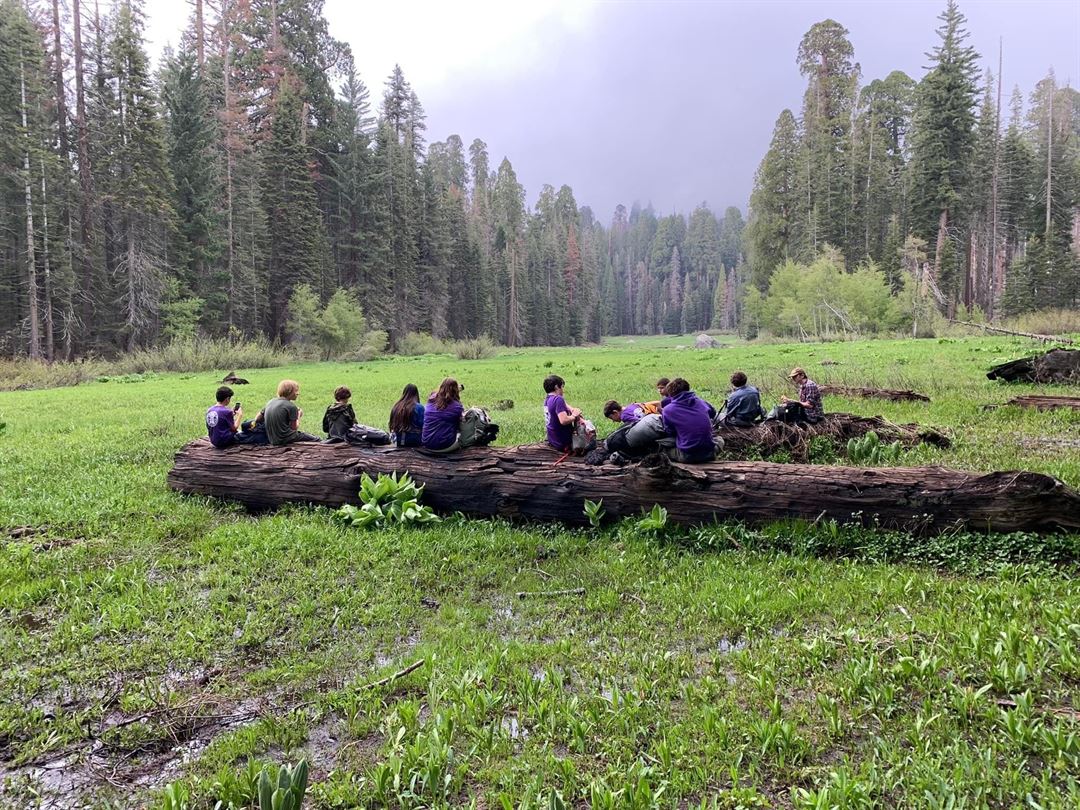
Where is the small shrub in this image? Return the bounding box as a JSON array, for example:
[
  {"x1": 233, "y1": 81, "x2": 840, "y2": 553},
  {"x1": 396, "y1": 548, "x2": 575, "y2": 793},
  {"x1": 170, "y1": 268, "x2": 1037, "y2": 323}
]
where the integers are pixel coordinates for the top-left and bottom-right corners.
[
  {"x1": 258, "y1": 759, "x2": 309, "y2": 810},
  {"x1": 807, "y1": 435, "x2": 839, "y2": 464},
  {"x1": 452, "y1": 335, "x2": 498, "y2": 360},
  {"x1": 636, "y1": 504, "x2": 669, "y2": 536},
  {"x1": 846, "y1": 431, "x2": 904, "y2": 466},
  {"x1": 335, "y1": 473, "x2": 440, "y2": 529},
  {"x1": 397, "y1": 332, "x2": 445, "y2": 356},
  {"x1": 583, "y1": 499, "x2": 605, "y2": 528}
]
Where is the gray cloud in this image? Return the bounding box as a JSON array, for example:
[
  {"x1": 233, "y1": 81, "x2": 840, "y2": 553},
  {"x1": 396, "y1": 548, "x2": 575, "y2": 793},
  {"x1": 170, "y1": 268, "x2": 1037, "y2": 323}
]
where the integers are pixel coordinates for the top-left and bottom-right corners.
[{"x1": 412, "y1": 0, "x2": 1079, "y2": 220}]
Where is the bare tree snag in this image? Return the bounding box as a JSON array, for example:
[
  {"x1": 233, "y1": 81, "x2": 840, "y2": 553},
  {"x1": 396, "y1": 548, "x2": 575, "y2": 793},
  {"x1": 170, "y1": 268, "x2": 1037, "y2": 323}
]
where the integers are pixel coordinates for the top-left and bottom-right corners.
[
  {"x1": 18, "y1": 50, "x2": 41, "y2": 360},
  {"x1": 167, "y1": 441, "x2": 1080, "y2": 534}
]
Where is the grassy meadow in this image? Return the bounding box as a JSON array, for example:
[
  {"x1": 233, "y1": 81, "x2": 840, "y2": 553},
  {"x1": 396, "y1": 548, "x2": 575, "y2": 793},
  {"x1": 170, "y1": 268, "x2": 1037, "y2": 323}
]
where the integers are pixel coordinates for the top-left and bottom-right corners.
[{"x1": 1, "y1": 335, "x2": 1079, "y2": 808}]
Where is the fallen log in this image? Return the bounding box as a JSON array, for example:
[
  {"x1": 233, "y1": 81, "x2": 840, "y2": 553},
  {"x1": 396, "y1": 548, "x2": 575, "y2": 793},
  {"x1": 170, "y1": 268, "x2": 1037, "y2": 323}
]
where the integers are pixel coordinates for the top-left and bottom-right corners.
[
  {"x1": 167, "y1": 440, "x2": 1080, "y2": 534},
  {"x1": 987, "y1": 348, "x2": 1080, "y2": 383},
  {"x1": 1004, "y1": 395, "x2": 1080, "y2": 412},
  {"x1": 713, "y1": 412, "x2": 949, "y2": 461},
  {"x1": 819, "y1": 385, "x2": 930, "y2": 403},
  {"x1": 948, "y1": 319, "x2": 1075, "y2": 345}
]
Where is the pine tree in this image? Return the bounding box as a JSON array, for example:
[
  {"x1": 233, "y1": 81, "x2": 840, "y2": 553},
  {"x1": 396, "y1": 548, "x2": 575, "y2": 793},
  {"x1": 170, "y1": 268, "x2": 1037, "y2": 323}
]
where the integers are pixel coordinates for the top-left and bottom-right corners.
[
  {"x1": 908, "y1": 0, "x2": 979, "y2": 307},
  {"x1": 162, "y1": 49, "x2": 221, "y2": 327},
  {"x1": 0, "y1": 0, "x2": 50, "y2": 357},
  {"x1": 747, "y1": 110, "x2": 800, "y2": 290},
  {"x1": 106, "y1": 0, "x2": 176, "y2": 350},
  {"x1": 262, "y1": 73, "x2": 328, "y2": 340},
  {"x1": 797, "y1": 19, "x2": 860, "y2": 258}
]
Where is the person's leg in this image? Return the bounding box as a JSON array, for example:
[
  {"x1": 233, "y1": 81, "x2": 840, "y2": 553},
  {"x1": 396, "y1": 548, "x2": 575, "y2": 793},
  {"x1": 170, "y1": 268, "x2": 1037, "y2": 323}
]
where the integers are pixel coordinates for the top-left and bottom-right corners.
[
  {"x1": 427, "y1": 437, "x2": 462, "y2": 454},
  {"x1": 284, "y1": 431, "x2": 322, "y2": 443}
]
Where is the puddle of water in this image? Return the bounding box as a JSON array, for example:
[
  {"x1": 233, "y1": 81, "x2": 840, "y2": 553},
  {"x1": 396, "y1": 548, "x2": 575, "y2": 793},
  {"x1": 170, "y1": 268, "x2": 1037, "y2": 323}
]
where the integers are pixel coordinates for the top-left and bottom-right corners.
[
  {"x1": 14, "y1": 612, "x2": 47, "y2": 632},
  {"x1": 500, "y1": 716, "x2": 528, "y2": 740},
  {"x1": 717, "y1": 637, "x2": 748, "y2": 654}
]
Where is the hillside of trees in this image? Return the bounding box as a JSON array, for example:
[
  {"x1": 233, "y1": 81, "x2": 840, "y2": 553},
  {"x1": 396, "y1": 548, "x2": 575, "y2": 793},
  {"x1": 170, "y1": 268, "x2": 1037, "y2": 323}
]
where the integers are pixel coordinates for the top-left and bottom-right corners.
[
  {"x1": 0, "y1": 0, "x2": 1076, "y2": 361},
  {"x1": 746, "y1": 2, "x2": 1080, "y2": 331}
]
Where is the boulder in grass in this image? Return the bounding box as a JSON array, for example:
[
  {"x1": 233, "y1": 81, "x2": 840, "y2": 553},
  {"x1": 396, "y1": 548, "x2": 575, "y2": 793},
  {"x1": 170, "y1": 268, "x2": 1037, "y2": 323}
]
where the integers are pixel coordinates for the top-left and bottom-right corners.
[{"x1": 695, "y1": 333, "x2": 719, "y2": 349}]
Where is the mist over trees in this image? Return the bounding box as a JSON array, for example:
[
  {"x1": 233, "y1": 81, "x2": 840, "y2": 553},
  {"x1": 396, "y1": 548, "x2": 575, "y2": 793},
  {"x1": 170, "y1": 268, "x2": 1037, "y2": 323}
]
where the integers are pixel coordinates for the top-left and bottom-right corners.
[{"x1": 1, "y1": 0, "x2": 1076, "y2": 360}]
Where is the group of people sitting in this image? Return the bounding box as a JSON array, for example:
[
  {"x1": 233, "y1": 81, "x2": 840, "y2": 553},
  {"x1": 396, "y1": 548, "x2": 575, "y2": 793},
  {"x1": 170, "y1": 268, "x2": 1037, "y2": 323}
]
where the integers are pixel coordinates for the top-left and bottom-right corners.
[
  {"x1": 205, "y1": 377, "x2": 496, "y2": 452},
  {"x1": 204, "y1": 366, "x2": 824, "y2": 465},
  {"x1": 585, "y1": 367, "x2": 823, "y2": 464}
]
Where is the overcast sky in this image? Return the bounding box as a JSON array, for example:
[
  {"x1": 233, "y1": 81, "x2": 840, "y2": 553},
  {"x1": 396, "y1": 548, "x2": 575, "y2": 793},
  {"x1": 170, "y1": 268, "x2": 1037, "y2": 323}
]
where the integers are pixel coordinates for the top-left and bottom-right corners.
[{"x1": 146, "y1": 0, "x2": 1080, "y2": 220}]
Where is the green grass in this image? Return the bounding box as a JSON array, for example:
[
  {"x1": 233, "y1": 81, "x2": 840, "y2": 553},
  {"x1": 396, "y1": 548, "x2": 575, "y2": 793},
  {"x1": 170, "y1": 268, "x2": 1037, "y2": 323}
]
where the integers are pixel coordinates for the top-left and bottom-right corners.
[{"x1": 0, "y1": 335, "x2": 1078, "y2": 807}]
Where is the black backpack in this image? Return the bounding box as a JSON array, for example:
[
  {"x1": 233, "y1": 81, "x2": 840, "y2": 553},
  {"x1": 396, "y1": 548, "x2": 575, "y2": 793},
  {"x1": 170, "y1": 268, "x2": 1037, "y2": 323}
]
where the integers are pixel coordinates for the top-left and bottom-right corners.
[{"x1": 345, "y1": 424, "x2": 392, "y2": 446}]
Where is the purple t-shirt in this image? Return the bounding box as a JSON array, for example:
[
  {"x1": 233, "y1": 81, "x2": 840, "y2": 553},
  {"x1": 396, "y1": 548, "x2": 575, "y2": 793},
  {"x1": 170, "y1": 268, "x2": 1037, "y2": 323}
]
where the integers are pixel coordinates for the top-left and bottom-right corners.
[
  {"x1": 661, "y1": 391, "x2": 715, "y2": 454},
  {"x1": 545, "y1": 394, "x2": 573, "y2": 449},
  {"x1": 206, "y1": 404, "x2": 237, "y2": 448},
  {"x1": 422, "y1": 395, "x2": 463, "y2": 450},
  {"x1": 620, "y1": 403, "x2": 648, "y2": 424}
]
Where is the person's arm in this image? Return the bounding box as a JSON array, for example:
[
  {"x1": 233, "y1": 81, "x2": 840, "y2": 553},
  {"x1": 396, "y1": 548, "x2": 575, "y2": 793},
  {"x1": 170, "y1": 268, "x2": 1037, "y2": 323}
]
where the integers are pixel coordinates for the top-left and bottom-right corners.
[
  {"x1": 322, "y1": 409, "x2": 331, "y2": 433},
  {"x1": 232, "y1": 407, "x2": 243, "y2": 431},
  {"x1": 291, "y1": 402, "x2": 301, "y2": 430},
  {"x1": 557, "y1": 409, "x2": 578, "y2": 426}
]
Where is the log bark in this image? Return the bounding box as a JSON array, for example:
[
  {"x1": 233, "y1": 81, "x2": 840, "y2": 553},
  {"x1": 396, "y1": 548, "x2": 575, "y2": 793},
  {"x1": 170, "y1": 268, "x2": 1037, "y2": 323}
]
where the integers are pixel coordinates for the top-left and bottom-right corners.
[
  {"x1": 819, "y1": 385, "x2": 930, "y2": 403},
  {"x1": 987, "y1": 349, "x2": 1080, "y2": 383},
  {"x1": 167, "y1": 441, "x2": 1080, "y2": 534},
  {"x1": 1005, "y1": 395, "x2": 1080, "y2": 412}
]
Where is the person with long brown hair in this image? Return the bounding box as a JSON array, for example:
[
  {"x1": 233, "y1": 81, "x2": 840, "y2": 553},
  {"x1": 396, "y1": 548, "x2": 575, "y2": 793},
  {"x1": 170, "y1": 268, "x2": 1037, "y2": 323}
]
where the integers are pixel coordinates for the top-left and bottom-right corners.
[
  {"x1": 389, "y1": 383, "x2": 425, "y2": 447},
  {"x1": 422, "y1": 378, "x2": 464, "y2": 452}
]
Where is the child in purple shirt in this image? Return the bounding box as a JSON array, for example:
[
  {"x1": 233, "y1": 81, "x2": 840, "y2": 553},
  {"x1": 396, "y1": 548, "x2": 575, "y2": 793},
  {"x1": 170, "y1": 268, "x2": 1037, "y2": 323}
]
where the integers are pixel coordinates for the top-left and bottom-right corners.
[
  {"x1": 543, "y1": 374, "x2": 581, "y2": 450},
  {"x1": 206, "y1": 385, "x2": 243, "y2": 448},
  {"x1": 603, "y1": 400, "x2": 662, "y2": 425},
  {"x1": 660, "y1": 378, "x2": 718, "y2": 463},
  {"x1": 422, "y1": 378, "x2": 465, "y2": 452}
]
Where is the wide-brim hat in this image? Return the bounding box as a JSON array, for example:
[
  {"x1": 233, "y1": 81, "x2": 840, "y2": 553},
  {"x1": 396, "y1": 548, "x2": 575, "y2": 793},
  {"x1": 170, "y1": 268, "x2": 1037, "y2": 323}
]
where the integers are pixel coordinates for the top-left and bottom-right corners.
[{"x1": 788, "y1": 367, "x2": 805, "y2": 379}]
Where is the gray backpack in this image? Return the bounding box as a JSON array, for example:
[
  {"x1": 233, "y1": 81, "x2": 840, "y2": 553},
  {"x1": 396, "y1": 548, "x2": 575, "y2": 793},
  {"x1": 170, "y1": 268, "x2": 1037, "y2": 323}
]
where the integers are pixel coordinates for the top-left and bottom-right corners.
[{"x1": 459, "y1": 407, "x2": 499, "y2": 447}]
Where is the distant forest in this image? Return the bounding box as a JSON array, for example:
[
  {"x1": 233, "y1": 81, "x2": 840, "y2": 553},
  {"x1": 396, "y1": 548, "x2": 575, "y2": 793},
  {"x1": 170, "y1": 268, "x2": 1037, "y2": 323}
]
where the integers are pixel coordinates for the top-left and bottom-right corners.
[{"x1": 0, "y1": 0, "x2": 1077, "y2": 360}]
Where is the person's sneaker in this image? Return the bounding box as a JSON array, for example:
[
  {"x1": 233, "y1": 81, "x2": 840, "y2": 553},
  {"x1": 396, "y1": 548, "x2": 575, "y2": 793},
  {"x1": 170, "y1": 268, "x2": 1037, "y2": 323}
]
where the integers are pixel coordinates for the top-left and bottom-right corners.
[{"x1": 608, "y1": 451, "x2": 628, "y2": 466}]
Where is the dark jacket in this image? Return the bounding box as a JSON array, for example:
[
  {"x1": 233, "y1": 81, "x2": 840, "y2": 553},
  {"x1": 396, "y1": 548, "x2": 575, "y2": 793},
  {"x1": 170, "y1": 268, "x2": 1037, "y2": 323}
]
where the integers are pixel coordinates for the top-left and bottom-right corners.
[{"x1": 322, "y1": 402, "x2": 357, "y2": 440}]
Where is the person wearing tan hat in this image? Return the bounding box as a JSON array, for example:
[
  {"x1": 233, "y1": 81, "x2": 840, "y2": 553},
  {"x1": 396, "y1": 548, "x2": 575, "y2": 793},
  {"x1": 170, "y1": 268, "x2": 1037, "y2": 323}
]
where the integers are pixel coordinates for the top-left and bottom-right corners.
[{"x1": 780, "y1": 367, "x2": 824, "y2": 423}]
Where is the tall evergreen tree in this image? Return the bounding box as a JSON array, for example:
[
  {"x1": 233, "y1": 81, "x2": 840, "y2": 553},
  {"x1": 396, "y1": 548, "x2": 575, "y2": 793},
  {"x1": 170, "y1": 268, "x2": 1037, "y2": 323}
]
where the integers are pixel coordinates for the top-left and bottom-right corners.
[
  {"x1": 162, "y1": 49, "x2": 221, "y2": 326},
  {"x1": 106, "y1": 0, "x2": 176, "y2": 350},
  {"x1": 746, "y1": 110, "x2": 800, "y2": 290},
  {"x1": 796, "y1": 19, "x2": 860, "y2": 258},
  {"x1": 262, "y1": 73, "x2": 327, "y2": 340},
  {"x1": 908, "y1": 0, "x2": 979, "y2": 306}
]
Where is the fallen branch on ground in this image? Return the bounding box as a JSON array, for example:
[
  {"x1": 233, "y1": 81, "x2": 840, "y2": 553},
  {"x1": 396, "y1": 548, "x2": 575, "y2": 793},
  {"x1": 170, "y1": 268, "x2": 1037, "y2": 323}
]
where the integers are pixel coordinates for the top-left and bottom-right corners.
[
  {"x1": 949, "y1": 319, "x2": 1074, "y2": 345},
  {"x1": 361, "y1": 659, "x2": 425, "y2": 690}
]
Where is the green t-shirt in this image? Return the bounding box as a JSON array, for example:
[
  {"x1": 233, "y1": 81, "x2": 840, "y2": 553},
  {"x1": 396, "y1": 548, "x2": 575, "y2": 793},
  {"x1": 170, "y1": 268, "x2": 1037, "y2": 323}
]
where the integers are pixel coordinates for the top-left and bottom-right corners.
[{"x1": 264, "y1": 397, "x2": 299, "y2": 445}]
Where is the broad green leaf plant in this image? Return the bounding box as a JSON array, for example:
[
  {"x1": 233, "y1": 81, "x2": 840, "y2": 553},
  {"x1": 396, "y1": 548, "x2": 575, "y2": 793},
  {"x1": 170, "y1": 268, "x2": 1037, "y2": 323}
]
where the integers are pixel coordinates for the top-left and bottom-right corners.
[{"x1": 334, "y1": 473, "x2": 440, "y2": 529}]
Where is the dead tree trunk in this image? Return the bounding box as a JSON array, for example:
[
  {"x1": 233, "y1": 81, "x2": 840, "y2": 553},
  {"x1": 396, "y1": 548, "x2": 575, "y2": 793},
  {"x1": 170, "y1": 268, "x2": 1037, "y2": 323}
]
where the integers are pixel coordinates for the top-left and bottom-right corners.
[{"x1": 167, "y1": 441, "x2": 1080, "y2": 534}]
